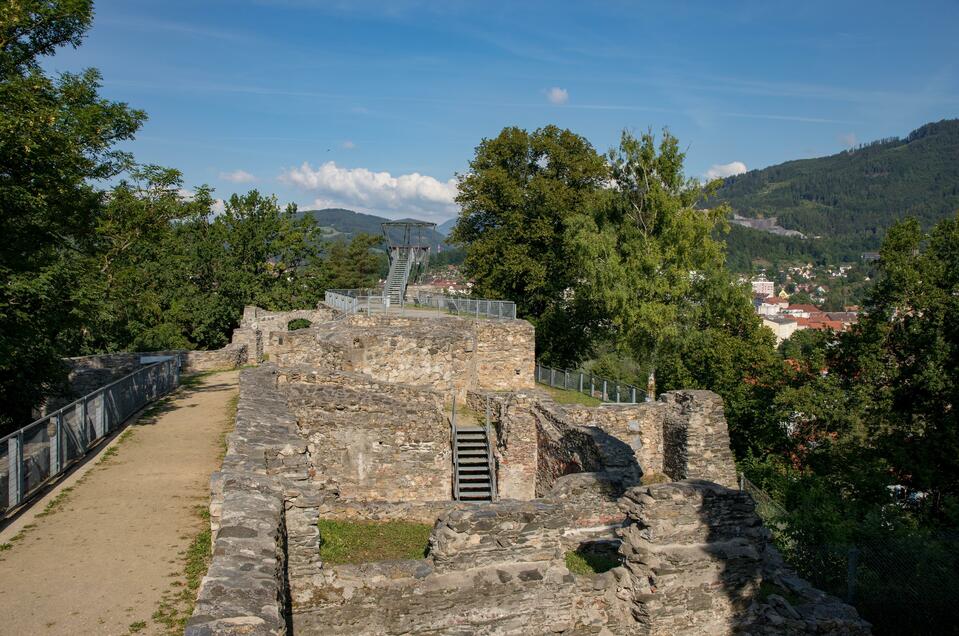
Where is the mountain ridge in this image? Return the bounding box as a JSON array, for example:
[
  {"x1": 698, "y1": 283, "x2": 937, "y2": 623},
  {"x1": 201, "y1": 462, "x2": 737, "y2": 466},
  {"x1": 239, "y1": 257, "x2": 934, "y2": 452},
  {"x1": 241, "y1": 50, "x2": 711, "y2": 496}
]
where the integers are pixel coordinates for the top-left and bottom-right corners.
[{"x1": 714, "y1": 119, "x2": 959, "y2": 267}]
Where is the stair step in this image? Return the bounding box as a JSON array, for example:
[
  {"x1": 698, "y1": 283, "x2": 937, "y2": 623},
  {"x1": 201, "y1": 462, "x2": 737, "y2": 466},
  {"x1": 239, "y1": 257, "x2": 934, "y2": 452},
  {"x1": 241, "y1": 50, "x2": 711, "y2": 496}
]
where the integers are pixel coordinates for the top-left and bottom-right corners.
[
  {"x1": 458, "y1": 477, "x2": 490, "y2": 484},
  {"x1": 457, "y1": 449, "x2": 488, "y2": 455},
  {"x1": 458, "y1": 464, "x2": 489, "y2": 471},
  {"x1": 456, "y1": 433, "x2": 486, "y2": 440},
  {"x1": 459, "y1": 493, "x2": 492, "y2": 500},
  {"x1": 458, "y1": 457, "x2": 490, "y2": 465}
]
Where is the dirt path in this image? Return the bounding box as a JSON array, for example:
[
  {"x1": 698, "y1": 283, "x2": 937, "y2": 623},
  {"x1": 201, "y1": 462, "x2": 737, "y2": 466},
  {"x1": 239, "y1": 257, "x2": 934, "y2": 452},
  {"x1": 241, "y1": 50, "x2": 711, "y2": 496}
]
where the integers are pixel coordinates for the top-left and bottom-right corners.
[{"x1": 0, "y1": 371, "x2": 239, "y2": 636}]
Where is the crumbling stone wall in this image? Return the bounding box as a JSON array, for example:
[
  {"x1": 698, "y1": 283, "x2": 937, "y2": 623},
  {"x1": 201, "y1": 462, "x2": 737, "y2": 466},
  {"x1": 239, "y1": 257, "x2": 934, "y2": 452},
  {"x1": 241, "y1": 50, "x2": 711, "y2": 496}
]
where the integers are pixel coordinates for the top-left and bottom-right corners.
[
  {"x1": 561, "y1": 401, "x2": 666, "y2": 479},
  {"x1": 187, "y1": 365, "x2": 301, "y2": 636},
  {"x1": 231, "y1": 304, "x2": 335, "y2": 364},
  {"x1": 617, "y1": 480, "x2": 871, "y2": 635},
  {"x1": 467, "y1": 389, "x2": 737, "y2": 501},
  {"x1": 466, "y1": 391, "x2": 539, "y2": 500},
  {"x1": 265, "y1": 312, "x2": 534, "y2": 399},
  {"x1": 282, "y1": 369, "x2": 452, "y2": 502},
  {"x1": 290, "y1": 499, "x2": 633, "y2": 635},
  {"x1": 660, "y1": 390, "x2": 737, "y2": 487}
]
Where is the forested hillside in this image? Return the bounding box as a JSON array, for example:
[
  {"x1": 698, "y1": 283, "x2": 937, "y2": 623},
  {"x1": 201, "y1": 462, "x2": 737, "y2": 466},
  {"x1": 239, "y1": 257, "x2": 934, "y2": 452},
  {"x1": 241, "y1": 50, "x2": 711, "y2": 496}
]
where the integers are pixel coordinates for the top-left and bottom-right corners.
[
  {"x1": 298, "y1": 208, "x2": 449, "y2": 247},
  {"x1": 716, "y1": 119, "x2": 959, "y2": 267}
]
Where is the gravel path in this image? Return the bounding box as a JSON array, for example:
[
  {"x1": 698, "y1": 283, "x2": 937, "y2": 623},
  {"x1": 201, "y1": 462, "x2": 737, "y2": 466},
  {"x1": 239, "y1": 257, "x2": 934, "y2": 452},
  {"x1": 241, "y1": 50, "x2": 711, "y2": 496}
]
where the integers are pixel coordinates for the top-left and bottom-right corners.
[{"x1": 0, "y1": 371, "x2": 239, "y2": 636}]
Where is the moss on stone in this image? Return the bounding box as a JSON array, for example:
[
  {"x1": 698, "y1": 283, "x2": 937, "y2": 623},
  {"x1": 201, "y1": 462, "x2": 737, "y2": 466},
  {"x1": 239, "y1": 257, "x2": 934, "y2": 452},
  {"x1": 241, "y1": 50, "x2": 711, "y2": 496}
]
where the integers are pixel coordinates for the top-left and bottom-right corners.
[{"x1": 564, "y1": 548, "x2": 620, "y2": 575}]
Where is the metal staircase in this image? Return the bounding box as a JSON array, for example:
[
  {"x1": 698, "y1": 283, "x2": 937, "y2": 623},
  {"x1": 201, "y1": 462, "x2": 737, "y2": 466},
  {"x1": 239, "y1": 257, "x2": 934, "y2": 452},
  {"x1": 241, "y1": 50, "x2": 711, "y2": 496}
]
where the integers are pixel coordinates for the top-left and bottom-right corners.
[
  {"x1": 384, "y1": 248, "x2": 413, "y2": 305},
  {"x1": 454, "y1": 426, "x2": 494, "y2": 501}
]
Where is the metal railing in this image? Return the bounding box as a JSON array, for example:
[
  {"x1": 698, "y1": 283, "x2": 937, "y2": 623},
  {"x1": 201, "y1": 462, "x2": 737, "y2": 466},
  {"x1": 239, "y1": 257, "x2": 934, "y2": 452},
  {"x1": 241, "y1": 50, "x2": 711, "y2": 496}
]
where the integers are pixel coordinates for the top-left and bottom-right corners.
[
  {"x1": 324, "y1": 289, "x2": 517, "y2": 320},
  {"x1": 415, "y1": 292, "x2": 516, "y2": 320},
  {"x1": 535, "y1": 363, "x2": 646, "y2": 404},
  {"x1": 0, "y1": 357, "x2": 180, "y2": 516}
]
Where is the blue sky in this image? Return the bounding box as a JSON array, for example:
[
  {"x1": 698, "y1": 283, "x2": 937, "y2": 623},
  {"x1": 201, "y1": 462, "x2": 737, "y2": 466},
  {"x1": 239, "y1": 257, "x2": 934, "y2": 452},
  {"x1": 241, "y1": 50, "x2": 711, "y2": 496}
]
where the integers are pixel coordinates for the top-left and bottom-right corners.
[{"x1": 49, "y1": 0, "x2": 959, "y2": 223}]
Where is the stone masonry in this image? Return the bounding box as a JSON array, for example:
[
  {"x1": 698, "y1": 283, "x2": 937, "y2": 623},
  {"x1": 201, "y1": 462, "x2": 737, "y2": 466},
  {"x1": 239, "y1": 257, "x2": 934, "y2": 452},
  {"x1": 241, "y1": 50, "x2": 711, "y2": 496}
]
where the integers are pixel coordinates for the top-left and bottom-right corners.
[
  {"x1": 617, "y1": 481, "x2": 871, "y2": 635},
  {"x1": 187, "y1": 304, "x2": 869, "y2": 636}
]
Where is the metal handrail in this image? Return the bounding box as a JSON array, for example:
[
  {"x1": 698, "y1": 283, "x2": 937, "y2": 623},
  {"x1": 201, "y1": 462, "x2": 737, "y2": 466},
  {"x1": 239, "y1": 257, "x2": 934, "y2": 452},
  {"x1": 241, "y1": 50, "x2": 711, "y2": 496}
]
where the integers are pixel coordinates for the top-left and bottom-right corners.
[
  {"x1": 1, "y1": 357, "x2": 180, "y2": 515},
  {"x1": 534, "y1": 362, "x2": 645, "y2": 404},
  {"x1": 484, "y1": 397, "x2": 497, "y2": 500},
  {"x1": 450, "y1": 395, "x2": 459, "y2": 501}
]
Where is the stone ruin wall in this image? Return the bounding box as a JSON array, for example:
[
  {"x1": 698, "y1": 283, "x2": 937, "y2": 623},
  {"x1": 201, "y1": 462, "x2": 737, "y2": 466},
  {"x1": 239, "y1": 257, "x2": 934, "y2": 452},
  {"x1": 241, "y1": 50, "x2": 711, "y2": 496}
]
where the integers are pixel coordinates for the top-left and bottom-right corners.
[
  {"x1": 231, "y1": 305, "x2": 336, "y2": 364},
  {"x1": 266, "y1": 312, "x2": 535, "y2": 400},
  {"x1": 466, "y1": 389, "x2": 737, "y2": 503},
  {"x1": 187, "y1": 309, "x2": 870, "y2": 636},
  {"x1": 280, "y1": 368, "x2": 451, "y2": 502}
]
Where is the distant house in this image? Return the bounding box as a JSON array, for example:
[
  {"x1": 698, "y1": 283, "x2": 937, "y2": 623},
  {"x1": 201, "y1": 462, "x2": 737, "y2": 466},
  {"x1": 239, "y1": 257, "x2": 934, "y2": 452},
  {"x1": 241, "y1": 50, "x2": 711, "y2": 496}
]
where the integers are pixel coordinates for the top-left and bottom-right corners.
[
  {"x1": 755, "y1": 294, "x2": 788, "y2": 317},
  {"x1": 861, "y1": 252, "x2": 880, "y2": 261},
  {"x1": 762, "y1": 316, "x2": 802, "y2": 344},
  {"x1": 751, "y1": 276, "x2": 774, "y2": 297},
  {"x1": 782, "y1": 303, "x2": 821, "y2": 319}
]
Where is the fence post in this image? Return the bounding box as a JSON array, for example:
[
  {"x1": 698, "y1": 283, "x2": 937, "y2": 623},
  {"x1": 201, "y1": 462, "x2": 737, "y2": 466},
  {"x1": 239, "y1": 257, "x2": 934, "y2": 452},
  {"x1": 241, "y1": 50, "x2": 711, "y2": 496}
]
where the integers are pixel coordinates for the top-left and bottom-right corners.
[
  {"x1": 564, "y1": 370, "x2": 569, "y2": 389},
  {"x1": 738, "y1": 472, "x2": 745, "y2": 491},
  {"x1": 590, "y1": 376, "x2": 595, "y2": 397},
  {"x1": 578, "y1": 372, "x2": 584, "y2": 393},
  {"x1": 550, "y1": 368, "x2": 556, "y2": 387},
  {"x1": 50, "y1": 412, "x2": 63, "y2": 474},
  {"x1": 846, "y1": 547, "x2": 859, "y2": 603},
  {"x1": 602, "y1": 380, "x2": 608, "y2": 401},
  {"x1": 9, "y1": 432, "x2": 23, "y2": 507},
  {"x1": 615, "y1": 384, "x2": 620, "y2": 403},
  {"x1": 631, "y1": 387, "x2": 637, "y2": 403}
]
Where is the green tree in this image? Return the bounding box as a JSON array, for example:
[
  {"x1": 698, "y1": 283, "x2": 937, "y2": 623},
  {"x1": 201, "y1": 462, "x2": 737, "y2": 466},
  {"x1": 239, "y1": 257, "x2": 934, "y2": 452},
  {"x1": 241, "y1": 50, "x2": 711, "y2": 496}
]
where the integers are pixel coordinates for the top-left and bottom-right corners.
[
  {"x1": 0, "y1": 0, "x2": 144, "y2": 429},
  {"x1": 838, "y1": 214, "x2": 959, "y2": 520},
  {"x1": 571, "y1": 129, "x2": 766, "y2": 399},
  {"x1": 451, "y1": 125, "x2": 610, "y2": 363}
]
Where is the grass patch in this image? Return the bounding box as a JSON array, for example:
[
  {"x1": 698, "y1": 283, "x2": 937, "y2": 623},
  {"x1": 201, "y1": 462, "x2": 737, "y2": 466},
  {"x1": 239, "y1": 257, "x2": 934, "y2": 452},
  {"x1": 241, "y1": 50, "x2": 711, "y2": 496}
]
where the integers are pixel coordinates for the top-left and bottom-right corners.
[
  {"x1": 565, "y1": 548, "x2": 620, "y2": 575},
  {"x1": 128, "y1": 620, "x2": 147, "y2": 633},
  {"x1": 35, "y1": 486, "x2": 75, "y2": 518},
  {"x1": 151, "y1": 507, "x2": 213, "y2": 634},
  {"x1": 318, "y1": 519, "x2": 432, "y2": 564},
  {"x1": 544, "y1": 386, "x2": 602, "y2": 407},
  {"x1": 0, "y1": 543, "x2": 11, "y2": 551}
]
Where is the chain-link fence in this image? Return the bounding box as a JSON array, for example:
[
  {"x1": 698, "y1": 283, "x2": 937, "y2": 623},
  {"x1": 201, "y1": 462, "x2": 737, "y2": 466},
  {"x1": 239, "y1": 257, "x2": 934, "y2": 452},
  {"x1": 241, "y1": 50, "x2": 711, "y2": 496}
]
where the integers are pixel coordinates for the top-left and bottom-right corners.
[
  {"x1": 1, "y1": 357, "x2": 179, "y2": 516},
  {"x1": 535, "y1": 363, "x2": 646, "y2": 403},
  {"x1": 739, "y1": 473, "x2": 959, "y2": 635}
]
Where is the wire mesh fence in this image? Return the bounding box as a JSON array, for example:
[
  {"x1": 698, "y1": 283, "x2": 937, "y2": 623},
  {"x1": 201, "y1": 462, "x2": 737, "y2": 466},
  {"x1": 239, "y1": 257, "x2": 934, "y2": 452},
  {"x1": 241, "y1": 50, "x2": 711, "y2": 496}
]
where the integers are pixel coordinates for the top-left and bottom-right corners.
[
  {"x1": 415, "y1": 292, "x2": 516, "y2": 319},
  {"x1": 535, "y1": 363, "x2": 645, "y2": 403},
  {"x1": 0, "y1": 356, "x2": 180, "y2": 516},
  {"x1": 739, "y1": 473, "x2": 959, "y2": 635},
  {"x1": 324, "y1": 289, "x2": 517, "y2": 320}
]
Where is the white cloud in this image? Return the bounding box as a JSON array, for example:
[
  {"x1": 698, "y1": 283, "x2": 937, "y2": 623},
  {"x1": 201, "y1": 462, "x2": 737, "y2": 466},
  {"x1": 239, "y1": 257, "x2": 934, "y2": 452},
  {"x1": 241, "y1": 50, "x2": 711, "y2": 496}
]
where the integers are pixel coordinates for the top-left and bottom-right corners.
[
  {"x1": 545, "y1": 87, "x2": 569, "y2": 105},
  {"x1": 219, "y1": 169, "x2": 257, "y2": 183},
  {"x1": 837, "y1": 132, "x2": 858, "y2": 148},
  {"x1": 279, "y1": 161, "x2": 458, "y2": 221},
  {"x1": 341, "y1": 140, "x2": 356, "y2": 149},
  {"x1": 705, "y1": 161, "x2": 748, "y2": 180}
]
